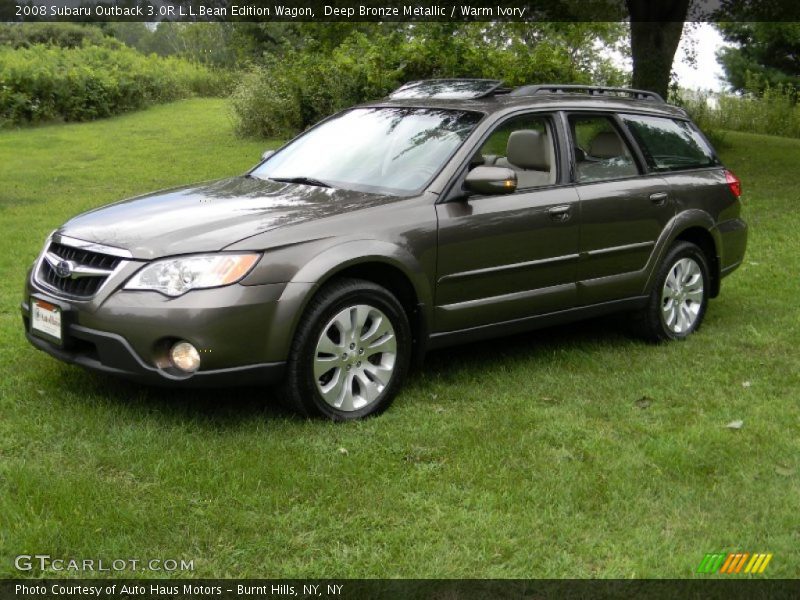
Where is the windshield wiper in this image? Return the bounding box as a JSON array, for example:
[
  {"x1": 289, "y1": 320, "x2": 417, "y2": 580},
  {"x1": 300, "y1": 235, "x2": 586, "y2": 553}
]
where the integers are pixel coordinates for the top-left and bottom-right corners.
[{"x1": 270, "y1": 176, "x2": 332, "y2": 188}]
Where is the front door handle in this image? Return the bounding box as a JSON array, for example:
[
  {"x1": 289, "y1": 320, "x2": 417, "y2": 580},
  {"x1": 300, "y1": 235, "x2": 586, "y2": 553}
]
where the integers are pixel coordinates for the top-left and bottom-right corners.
[
  {"x1": 548, "y1": 205, "x2": 571, "y2": 222},
  {"x1": 649, "y1": 192, "x2": 669, "y2": 206}
]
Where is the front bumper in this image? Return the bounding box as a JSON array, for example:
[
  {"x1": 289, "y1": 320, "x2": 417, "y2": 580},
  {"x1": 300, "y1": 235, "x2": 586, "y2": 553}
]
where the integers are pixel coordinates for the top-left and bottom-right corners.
[
  {"x1": 23, "y1": 323, "x2": 285, "y2": 387},
  {"x1": 21, "y1": 274, "x2": 312, "y2": 387}
]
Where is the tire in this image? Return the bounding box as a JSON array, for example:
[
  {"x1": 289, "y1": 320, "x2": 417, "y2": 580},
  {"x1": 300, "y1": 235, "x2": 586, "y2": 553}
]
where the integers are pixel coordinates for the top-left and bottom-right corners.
[
  {"x1": 634, "y1": 241, "x2": 710, "y2": 342},
  {"x1": 280, "y1": 278, "x2": 412, "y2": 420}
]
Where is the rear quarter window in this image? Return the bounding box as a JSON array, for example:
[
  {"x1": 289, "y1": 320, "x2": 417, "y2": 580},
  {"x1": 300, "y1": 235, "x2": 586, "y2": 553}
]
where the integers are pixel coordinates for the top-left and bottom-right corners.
[{"x1": 621, "y1": 114, "x2": 719, "y2": 172}]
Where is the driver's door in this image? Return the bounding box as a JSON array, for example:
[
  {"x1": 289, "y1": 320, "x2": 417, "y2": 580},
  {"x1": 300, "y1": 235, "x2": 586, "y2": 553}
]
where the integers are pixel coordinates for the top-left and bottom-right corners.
[{"x1": 434, "y1": 113, "x2": 580, "y2": 333}]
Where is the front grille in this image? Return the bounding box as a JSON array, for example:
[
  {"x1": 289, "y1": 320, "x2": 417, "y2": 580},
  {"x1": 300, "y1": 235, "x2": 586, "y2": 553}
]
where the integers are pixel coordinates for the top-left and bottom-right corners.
[
  {"x1": 37, "y1": 241, "x2": 123, "y2": 299},
  {"x1": 49, "y1": 242, "x2": 121, "y2": 270}
]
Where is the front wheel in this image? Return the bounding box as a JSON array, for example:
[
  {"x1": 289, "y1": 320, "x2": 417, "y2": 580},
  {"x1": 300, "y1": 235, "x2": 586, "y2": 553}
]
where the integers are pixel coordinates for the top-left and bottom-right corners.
[
  {"x1": 634, "y1": 241, "x2": 710, "y2": 342},
  {"x1": 280, "y1": 278, "x2": 411, "y2": 420}
]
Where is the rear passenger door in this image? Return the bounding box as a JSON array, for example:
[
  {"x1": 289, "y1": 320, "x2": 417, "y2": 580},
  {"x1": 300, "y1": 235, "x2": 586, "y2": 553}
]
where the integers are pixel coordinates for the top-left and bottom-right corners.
[{"x1": 567, "y1": 113, "x2": 674, "y2": 305}]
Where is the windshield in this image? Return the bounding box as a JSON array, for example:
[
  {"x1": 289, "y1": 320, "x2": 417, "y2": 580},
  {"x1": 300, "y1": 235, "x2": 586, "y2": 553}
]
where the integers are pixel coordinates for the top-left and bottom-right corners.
[{"x1": 251, "y1": 107, "x2": 483, "y2": 196}]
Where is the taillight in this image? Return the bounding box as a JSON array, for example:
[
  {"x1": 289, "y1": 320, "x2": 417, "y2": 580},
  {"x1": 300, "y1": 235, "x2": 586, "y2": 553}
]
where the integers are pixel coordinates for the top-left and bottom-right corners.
[{"x1": 725, "y1": 169, "x2": 742, "y2": 198}]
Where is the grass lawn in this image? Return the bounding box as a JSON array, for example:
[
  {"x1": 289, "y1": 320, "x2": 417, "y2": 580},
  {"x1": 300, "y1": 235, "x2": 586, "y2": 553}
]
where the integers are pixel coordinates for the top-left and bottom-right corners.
[{"x1": 1, "y1": 99, "x2": 798, "y2": 579}]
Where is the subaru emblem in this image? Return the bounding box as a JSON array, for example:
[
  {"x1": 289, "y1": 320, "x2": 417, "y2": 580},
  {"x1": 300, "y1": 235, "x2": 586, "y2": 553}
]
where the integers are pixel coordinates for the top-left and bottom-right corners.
[{"x1": 55, "y1": 260, "x2": 73, "y2": 278}]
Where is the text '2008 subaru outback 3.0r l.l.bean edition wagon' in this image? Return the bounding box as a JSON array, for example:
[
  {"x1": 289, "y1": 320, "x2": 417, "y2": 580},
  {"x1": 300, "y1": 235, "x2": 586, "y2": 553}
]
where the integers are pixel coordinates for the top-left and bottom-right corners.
[{"x1": 22, "y1": 80, "x2": 747, "y2": 420}]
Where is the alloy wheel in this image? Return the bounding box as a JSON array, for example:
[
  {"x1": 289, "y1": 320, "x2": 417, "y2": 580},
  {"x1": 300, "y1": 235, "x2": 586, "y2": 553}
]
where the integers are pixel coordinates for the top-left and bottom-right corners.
[
  {"x1": 313, "y1": 304, "x2": 397, "y2": 411},
  {"x1": 661, "y1": 257, "x2": 704, "y2": 334}
]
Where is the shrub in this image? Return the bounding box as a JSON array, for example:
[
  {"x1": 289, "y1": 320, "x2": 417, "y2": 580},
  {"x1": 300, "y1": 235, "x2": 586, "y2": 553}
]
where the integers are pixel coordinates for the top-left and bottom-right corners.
[
  {"x1": 230, "y1": 35, "x2": 402, "y2": 138},
  {"x1": 681, "y1": 85, "x2": 800, "y2": 141},
  {"x1": 229, "y1": 26, "x2": 620, "y2": 139},
  {"x1": 0, "y1": 44, "x2": 230, "y2": 126},
  {"x1": 0, "y1": 23, "x2": 110, "y2": 49}
]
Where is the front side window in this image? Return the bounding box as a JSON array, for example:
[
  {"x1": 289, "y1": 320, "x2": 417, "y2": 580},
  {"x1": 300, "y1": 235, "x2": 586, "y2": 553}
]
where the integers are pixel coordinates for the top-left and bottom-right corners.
[
  {"x1": 568, "y1": 115, "x2": 639, "y2": 183},
  {"x1": 251, "y1": 107, "x2": 483, "y2": 196},
  {"x1": 471, "y1": 114, "x2": 557, "y2": 189},
  {"x1": 621, "y1": 114, "x2": 718, "y2": 171}
]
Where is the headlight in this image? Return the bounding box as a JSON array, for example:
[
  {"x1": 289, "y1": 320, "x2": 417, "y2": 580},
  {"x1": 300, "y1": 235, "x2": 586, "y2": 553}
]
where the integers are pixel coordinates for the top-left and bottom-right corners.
[{"x1": 125, "y1": 253, "x2": 260, "y2": 297}]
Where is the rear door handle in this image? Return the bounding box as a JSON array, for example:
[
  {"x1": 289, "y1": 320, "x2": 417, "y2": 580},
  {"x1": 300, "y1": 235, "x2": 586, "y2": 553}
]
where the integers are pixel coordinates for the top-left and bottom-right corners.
[
  {"x1": 548, "y1": 205, "x2": 571, "y2": 222},
  {"x1": 649, "y1": 192, "x2": 669, "y2": 205}
]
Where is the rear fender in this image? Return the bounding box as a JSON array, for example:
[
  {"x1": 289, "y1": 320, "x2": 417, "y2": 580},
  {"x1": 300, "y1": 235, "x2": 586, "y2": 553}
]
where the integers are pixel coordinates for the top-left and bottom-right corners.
[{"x1": 643, "y1": 210, "x2": 721, "y2": 295}]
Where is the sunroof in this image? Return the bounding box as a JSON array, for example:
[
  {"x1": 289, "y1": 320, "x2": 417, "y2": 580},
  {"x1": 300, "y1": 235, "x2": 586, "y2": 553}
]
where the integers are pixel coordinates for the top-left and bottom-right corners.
[{"x1": 390, "y1": 79, "x2": 503, "y2": 100}]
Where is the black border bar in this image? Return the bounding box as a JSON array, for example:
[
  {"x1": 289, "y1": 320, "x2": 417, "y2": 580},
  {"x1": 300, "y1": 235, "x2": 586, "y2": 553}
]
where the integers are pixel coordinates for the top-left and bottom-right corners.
[
  {"x1": 3, "y1": 0, "x2": 800, "y2": 23},
  {"x1": 3, "y1": 579, "x2": 800, "y2": 600}
]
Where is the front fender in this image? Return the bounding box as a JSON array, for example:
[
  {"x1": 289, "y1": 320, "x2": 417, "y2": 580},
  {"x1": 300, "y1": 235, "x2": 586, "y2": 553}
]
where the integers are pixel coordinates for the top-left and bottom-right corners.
[
  {"x1": 245, "y1": 239, "x2": 434, "y2": 362},
  {"x1": 289, "y1": 239, "x2": 433, "y2": 306}
]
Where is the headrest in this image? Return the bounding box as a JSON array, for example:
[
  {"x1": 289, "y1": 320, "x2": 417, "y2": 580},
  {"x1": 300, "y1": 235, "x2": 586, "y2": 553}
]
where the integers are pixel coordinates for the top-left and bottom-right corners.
[
  {"x1": 590, "y1": 131, "x2": 625, "y2": 159},
  {"x1": 469, "y1": 151, "x2": 485, "y2": 168},
  {"x1": 507, "y1": 130, "x2": 550, "y2": 171}
]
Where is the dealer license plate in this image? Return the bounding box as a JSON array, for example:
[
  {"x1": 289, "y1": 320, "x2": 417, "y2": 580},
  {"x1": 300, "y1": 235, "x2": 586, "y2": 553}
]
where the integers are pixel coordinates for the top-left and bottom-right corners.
[{"x1": 31, "y1": 298, "x2": 62, "y2": 342}]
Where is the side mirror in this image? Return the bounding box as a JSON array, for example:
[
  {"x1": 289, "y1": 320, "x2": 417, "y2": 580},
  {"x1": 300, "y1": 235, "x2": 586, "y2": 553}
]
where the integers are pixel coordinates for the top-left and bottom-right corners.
[
  {"x1": 261, "y1": 150, "x2": 275, "y2": 161},
  {"x1": 464, "y1": 166, "x2": 517, "y2": 195}
]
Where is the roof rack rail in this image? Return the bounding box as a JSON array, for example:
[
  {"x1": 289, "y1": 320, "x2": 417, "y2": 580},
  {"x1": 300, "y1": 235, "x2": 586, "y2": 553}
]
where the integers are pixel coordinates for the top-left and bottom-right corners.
[{"x1": 510, "y1": 84, "x2": 665, "y2": 103}]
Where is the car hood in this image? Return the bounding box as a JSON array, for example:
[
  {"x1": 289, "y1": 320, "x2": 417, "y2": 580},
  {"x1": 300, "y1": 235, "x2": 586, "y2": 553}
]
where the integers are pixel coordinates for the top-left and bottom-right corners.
[{"x1": 59, "y1": 177, "x2": 399, "y2": 259}]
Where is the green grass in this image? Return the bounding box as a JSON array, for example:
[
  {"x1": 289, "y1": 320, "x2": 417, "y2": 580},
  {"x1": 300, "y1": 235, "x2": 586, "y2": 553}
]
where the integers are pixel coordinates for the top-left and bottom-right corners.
[{"x1": 1, "y1": 100, "x2": 799, "y2": 579}]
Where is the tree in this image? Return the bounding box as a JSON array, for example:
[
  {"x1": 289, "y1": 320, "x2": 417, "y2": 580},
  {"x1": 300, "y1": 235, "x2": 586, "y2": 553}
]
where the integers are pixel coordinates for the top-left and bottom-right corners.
[
  {"x1": 626, "y1": 0, "x2": 691, "y2": 99},
  {"x1": 716, "y1": 22, "x2": 800, "y2": 93}
]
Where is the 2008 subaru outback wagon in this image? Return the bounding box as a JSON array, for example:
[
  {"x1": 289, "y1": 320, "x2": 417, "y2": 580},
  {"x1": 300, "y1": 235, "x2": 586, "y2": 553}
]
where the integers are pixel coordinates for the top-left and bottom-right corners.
[{"x1": 22, "y1": 80, "x2": 747, "y2": 420}]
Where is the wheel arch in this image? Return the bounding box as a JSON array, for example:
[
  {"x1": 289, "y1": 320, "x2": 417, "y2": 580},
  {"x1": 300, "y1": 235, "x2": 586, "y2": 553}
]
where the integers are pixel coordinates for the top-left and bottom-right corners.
[
  {"x1": 276, "y1": 241, "x2": 433, "y2": 365},
  {"x1": 645, "y1": 211, "x2": 722, "y2": 298}
]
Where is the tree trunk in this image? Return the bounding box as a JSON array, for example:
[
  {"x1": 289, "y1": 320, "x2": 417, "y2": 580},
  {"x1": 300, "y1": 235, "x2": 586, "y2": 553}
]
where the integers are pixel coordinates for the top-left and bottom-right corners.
[{"x1": 627, "y1": 0, "x2": 691, "y2": 100}]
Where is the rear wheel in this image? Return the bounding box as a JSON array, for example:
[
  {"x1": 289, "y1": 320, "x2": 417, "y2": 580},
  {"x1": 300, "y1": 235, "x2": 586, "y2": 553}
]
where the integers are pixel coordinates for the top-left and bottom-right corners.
[
  {"x1": 634, "y1": 241, "x2": 710, "y2": 342},
  {"x1": 281, "y1": 278, "x2": 411, "y2": 420}
]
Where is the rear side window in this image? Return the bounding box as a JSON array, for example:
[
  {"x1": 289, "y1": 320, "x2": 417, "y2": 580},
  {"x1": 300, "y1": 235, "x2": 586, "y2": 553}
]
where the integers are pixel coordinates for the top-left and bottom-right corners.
[
  {"x1": 568, "y1": 115, "x2": 639, "y2": 183},
  {"x1": 622, "y1": 114, "x2": 718, "y2": 171}
]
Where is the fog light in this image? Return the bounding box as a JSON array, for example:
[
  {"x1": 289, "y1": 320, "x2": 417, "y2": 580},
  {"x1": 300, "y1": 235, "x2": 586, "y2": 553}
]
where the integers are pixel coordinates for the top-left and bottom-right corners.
[{"x1": 170, "y1": 341, "x2": 200, "y2": 373}]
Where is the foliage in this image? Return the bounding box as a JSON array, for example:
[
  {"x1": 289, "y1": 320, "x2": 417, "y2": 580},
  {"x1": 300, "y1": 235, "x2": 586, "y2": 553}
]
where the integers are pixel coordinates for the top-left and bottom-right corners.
[
  {"x1": 230, "y1": 32, "x2": 405, "y2": 138},
  {"x1": 0, "y1": 22, "x2": 111, "y2": 49},
  {"x1": 231, "y1": 23, "x2": 628, "y2": 138},
  {"x1": 716, "y1": 22, "x2": 800, "y2": 94},
  {"x1": 106, "y1": 22, "x2": 247, "y2": 67},
  {"x1": 0, "y1": 44, "x2": 228, "y2": 126},
  {"x1": 680, "y1": 84, "x2": 800, "y2": 140},
  {"x1": 104, "y1": 22, "x2": 333, "y2": 68},
  {"x1": 399, "y1": 22, "x2": 628, "y2": 86},
  {"x1": 1, "y1": 99, "x2": 799, "y2": 578}
]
